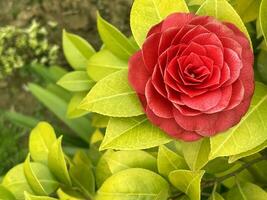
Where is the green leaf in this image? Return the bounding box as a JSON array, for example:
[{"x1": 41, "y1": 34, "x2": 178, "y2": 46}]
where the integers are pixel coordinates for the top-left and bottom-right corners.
[
  {"x1": 260, "y1": 0, "x2": 267, "y2": 45},
  {"x1": 67, "y1": 92, "x2": 89, "y2": 119},
  {"x1": 24, "y1": 155, "x2": 59, "y2": 196},
  {"x1": 95, "y1": 168, "x2": 170, "y2": 200},
  {"x1": 46, "y1": 84, "x2": 71, "y2": 102},
  {"x1": 2, "y1": 164, "x2": 33, "y2": 200},
  {"x1": 233, "y1": 0, "x2": 261, "y2": 23},
  {"x1": 229, "y1": 140, "x2": 267, "y2": 163},
  {"x1": 169, "y1": 170, "x2": 205, "y2": 200},
  {"x1": 130, "y1": 0, "x2": 189, "y2": 47},
  {"x1": 95, "y1": 150, "x2": 114, "y2": 188},
  {"x1": 80, "y1": 69, "x2": 144, "y2": 117},
  {"x1": 48, "y1": 137, "x2": 72, "y2": 186},
  {"x1": 63, "y1": 30, "x2": 95, "y2": 70},
  {"x1": 208, "y1": 192, "x2": 224, "y2": 200},
  {"x1": 157, "y1": 145, "x2": 187, "y2": 178},
  {"x1": 92, "y1": 113, "x2": 109, "y2": 128},
  {"x1": 97, "y1": 13, "x2": 137, "y2": 60},
  {"x1": 257, "y1": 50, "x2": 267, "y2": 84},
  {"x1": 90, "y1": 129, "x2": 104, "y2": 145},
  {"x1": 196, "y1": 0, "x2": 251, "y2": 46},
  {"x1": 57, "y1": 71, "x2": 95, "y2": 92},
  {"x1": 29, "y1": 122, "x2": 57, "y2": 164},
  {"x1": 28, "y1": 83, "x2": 93, "y2": 142},
  {"x1": 182, "y1": 138, "x2": 210, "y2": 171},
  {"x1": 0, "y1": 186, "x2": 16, "y2": 200},
  {"x1": 4, "y1": 111, "x2": 39, "y2": 129},
  {"x1": 57, "y1": 188, "x2": 84, "y2": 200},
  {"x1": 100, "y1": 116, "x2": 172, "y2": 150},
  {"x1": 69, "y1": 162, "x2": 95, "y2": 198},
  {"x1": 106, "y1": 150, "x2": 157, "y2": 174},
  {"x1": 87, "y1": 49, "x2": 127, "y2": 81},
  {"x1": 209, "y1": 82, "x2": 267, "y2": 159},
  {"x1": 48, "y1": 66, "x2": 68, "y2": 82},
  {"x1": 24, "y1": 192, "x2": 58, "y2": 200},
  {"x1": 226, "y1": 182, "x2": 267, "y2": 200}
]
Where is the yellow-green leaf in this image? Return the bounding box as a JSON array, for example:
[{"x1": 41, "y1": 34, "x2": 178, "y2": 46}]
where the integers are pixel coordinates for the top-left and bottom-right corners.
[
  {"x1": 130, "y1": 0, "x2": 189, "y2": 46},
  {"x1": 67, "y1": 92, "x2": 89, "y2": 119},
  {"x1": 29, "y1": 122, "x2": 57, "y2": 164}
]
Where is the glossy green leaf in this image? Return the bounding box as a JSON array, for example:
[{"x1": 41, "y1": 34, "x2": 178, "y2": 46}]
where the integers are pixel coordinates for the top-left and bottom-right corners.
[
  {"x1": 63, "y1": 30, "x2": 95, "y2": 70},
  {"x1": 24, "y1": 155, "x2": 59, "y2": 196},
  {"x1": 169, "y1": 170, "x2": 205, "y2": 200},
  {"x1": 48, "y1": 137, "x2": 72, "y2": 186},
  {"x1": 260, "y1": 0, "x2": 267, "y2": 45},
  {"x1": 204, "y1": 157, "x2": 234, "y2": 174},
  {"x1": 130, "y1": 0, "x2": 189, "y2": 46},
  {"x1": 0, "y1": 185, "x2": 16, "y2": 200},
  {"x1": 2, "y1": 164, "x2": 33, "y2": 200},
  {"x1": 28, "y1": 83, "x2": 93, "y2": 142},
  {"x1": 157, "y1": 145, "x2": 187, "y2": 178},
  {"x1": 210, "y1": 82, "x2": 267, "y2": 159},
  {"x1": 208, "y1": 192, "x2": 224, "y2": 200},
  {"x1": 57, "y1": 188, "x2": 84, "y2": 200},
  {"x1": 226, "y1": 182, "x2": 267, "y2": 200},
  {"x1": 29, "y1": 122, "x2": 57, "y2": 164},
  {"x1": 106, "y1": 150, "x2": 157, "y2": 174},
  {"x1": 100, "y1": 116, "x2": 172, "y2": 150},
  {"x1": 182, "y1": 138, "x2": 210, "y2": 171},
  {"x1": 87, "y1": 49, "x2": 127, "y2": 81},
  {"x1": 69, "y1": 162, "x2": 95, "y2": 198},
  {"x1": 95, "y1": 168, "x2": 170, "y2": 200},
  {"x1": 73, "y1": 150, "x2": 93, "y2": 168},
  {"x1": 80, "y1": 69, "x2": 144, "y2": 117},
  {"x1": 24, "y1": 192, "x2": 58, "y2": 200},
  {"x1": 67, "y1": 92, "x2": 89, "y2": 119},
  {"x1": 229, "y1": 140, "x2": 267, "y2": 163},
  {"x1": 92, "y1": 113, "x2": 109, "y2": 128},
  {"x1": 97, "y1": 13, "x2": 137, "y2": 60},
  {"x1": 233, "y1": 0, "x2": 261, "y2": 23},
  {"x1": 197, "y1": 0, "x2": 251, "y2": 46},
  {"x1": 95, "y1": 150, "x2": 113, "y2": 188},
  {"x1": 57, "y1": 71, "x2": 95, "y2": 92}
]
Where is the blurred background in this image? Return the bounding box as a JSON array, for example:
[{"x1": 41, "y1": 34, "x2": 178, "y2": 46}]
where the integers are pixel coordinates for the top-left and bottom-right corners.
[{"x1": 0, "y1": 0, "x2": 132, "y2": 176}]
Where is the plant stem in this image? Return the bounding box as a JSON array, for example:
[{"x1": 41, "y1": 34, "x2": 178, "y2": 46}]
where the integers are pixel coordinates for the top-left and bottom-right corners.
[
  {"x1": 202, "y1": 155, "x2": 267, "y2": 188},
  {"x1": 168, "y1": 155, "x2": 267, "y2": 199}
]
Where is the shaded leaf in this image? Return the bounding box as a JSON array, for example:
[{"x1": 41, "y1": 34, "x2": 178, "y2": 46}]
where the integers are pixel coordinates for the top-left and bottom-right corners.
[
  {"x1": 24, "y1": 192, "x2": 58, "y2": 200},
  {"x1": 0, "y1": 185, "x2": 16, "y2": 200},
  {"x1": 260, "y1": 0, "x2": 267, "y2": 45},
  {"x1": 226, "y1": 182, "x2": 267, "y2": 200},
  {"x1": 28, "y1": 83, "x2": 93, "y2": 142}
]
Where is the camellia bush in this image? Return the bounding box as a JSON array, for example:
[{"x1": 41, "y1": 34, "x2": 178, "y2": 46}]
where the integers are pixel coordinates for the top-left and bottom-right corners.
[{"x1": 2, "y1": 0, "x2": 267, "y2": 199}]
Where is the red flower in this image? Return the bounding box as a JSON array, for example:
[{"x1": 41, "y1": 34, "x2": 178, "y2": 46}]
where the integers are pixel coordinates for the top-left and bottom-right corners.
[{"x1": 128, "y1": 13, "x2": 254, "y2": 141}]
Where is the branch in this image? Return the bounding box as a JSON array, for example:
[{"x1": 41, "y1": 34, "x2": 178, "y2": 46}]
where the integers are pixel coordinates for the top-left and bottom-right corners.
[{"x1": 202, "y1": 155, "x2": 267, "y2": 188}]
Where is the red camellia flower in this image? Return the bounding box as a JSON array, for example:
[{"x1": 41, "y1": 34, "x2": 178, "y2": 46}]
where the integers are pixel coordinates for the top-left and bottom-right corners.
[{"x1": 128, "y1": 13, "x2": 254, "y2": 141}]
